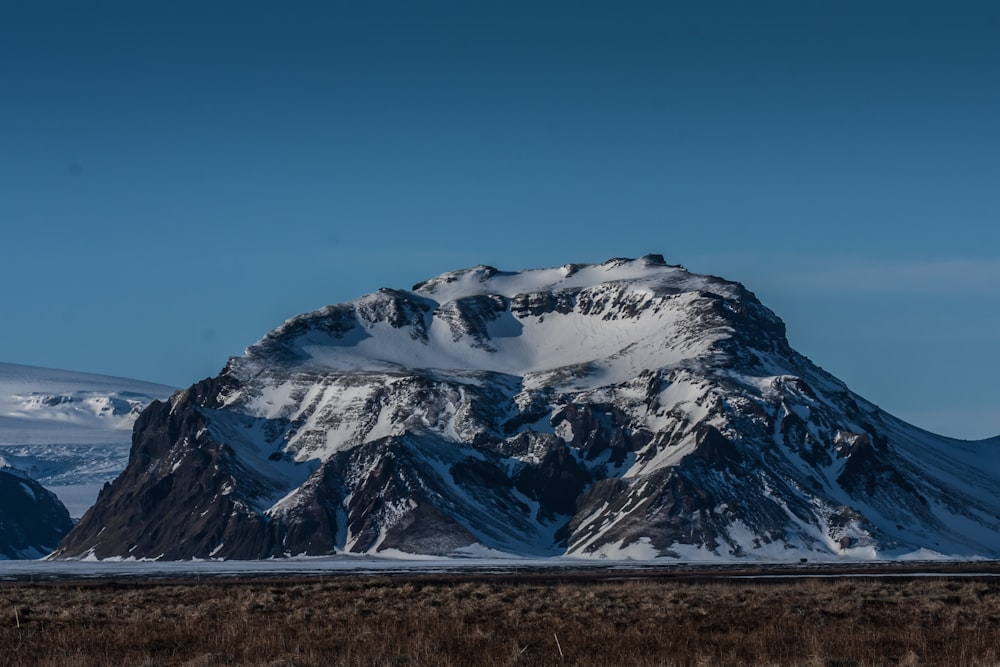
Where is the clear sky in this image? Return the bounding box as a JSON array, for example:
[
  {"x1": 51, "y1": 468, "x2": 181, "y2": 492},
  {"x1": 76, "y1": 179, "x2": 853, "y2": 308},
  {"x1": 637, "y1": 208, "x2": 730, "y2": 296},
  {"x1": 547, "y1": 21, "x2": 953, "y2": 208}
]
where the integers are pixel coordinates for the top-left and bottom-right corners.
[{"x1": 2, "y1": 1, "x2": 998, "y2": 439}]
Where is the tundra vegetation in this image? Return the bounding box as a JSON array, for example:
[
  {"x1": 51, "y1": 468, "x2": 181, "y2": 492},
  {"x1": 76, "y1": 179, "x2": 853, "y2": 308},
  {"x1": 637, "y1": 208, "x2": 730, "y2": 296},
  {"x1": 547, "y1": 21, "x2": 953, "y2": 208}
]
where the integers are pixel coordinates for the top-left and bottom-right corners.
[{"x1": 2, "y1": 573, "x2": 1000, "y2": 666}]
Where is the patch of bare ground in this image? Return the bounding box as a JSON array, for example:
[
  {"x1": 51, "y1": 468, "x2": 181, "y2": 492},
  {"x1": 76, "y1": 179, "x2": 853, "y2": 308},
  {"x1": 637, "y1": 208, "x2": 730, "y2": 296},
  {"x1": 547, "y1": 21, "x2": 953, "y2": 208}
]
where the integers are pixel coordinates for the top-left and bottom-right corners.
[{"x1": 2, "y1": 575, "x2": 1000, "y2": 666}]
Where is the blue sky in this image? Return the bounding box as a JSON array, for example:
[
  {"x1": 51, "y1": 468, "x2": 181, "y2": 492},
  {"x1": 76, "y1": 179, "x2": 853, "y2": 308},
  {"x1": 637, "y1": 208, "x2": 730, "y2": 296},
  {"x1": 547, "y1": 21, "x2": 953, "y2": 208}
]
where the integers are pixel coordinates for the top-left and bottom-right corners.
[{"x1": 2, "y1": 1, "x2": 998, "y2": 439}]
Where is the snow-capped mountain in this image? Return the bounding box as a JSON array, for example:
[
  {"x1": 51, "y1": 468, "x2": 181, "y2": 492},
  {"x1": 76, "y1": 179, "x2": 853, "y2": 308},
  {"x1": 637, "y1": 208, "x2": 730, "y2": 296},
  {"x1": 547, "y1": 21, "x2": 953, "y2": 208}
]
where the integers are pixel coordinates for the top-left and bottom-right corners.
[
  {"x1": 54, "y1": 256, "x2": 1000, "y2": 560},
  {"x1": 0, "y1": 363, "x2": 175, "y2": 518}
]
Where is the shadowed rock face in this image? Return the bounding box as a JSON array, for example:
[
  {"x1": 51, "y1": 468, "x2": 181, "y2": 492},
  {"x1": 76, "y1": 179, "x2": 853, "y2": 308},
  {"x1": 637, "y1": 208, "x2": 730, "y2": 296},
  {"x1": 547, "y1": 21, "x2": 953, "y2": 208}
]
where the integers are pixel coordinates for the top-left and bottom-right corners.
[
  {"x1": 53, "y1": 256, "x2": 1000, "y2": 561},
  {"x1": 0, "y1": 469, "x2": 72, "y2": 559}
]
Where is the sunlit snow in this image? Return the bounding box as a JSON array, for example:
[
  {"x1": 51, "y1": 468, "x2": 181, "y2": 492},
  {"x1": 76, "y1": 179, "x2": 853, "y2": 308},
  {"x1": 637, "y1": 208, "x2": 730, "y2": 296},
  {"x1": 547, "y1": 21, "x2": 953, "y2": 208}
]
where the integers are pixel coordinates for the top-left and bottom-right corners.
[{"x1": 0, "y1": 362, "x2": 174, "y2": 516}]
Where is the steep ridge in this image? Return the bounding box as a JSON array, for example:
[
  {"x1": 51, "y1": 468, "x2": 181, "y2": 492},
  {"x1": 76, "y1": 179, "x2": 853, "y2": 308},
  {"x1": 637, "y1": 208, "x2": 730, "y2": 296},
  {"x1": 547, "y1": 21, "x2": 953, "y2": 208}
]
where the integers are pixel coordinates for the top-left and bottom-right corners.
[{"x1": 54, "y1": 255, "x2": 1000, "y2": 560}]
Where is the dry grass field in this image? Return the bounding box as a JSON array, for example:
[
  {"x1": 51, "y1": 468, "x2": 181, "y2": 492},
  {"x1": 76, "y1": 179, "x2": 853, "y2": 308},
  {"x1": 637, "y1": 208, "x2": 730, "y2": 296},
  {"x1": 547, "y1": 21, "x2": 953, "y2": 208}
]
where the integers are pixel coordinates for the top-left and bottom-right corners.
[{"x1": 2, "y1": 572, "x2": 1000, "y2": 666}]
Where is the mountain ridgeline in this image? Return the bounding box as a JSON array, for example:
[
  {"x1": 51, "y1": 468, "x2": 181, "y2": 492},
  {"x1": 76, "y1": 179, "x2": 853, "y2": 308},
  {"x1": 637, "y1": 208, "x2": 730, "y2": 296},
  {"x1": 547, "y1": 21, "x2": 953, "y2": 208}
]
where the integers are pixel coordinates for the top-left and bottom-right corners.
[{"x1": 54, "y1": 255, "x2": 1000, "y2": 560}]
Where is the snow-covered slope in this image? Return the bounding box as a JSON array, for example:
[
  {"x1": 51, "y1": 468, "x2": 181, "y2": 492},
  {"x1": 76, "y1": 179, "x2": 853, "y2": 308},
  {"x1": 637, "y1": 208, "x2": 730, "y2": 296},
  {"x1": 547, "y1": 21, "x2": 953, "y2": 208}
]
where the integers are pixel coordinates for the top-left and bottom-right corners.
[
  {"x1": 54, "y1": 255, "x2": 1000, "y2": 561},
  {"x1": 0, "y1": 363, "x2": 175, "y2": 517}
]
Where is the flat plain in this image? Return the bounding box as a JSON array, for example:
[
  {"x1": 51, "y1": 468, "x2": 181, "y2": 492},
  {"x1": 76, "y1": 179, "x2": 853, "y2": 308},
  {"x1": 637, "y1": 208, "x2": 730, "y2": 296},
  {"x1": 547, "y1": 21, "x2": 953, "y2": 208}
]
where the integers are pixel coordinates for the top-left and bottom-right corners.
[{"x1": 3, "y1": 564, "x2": 1000, "y2": 666}]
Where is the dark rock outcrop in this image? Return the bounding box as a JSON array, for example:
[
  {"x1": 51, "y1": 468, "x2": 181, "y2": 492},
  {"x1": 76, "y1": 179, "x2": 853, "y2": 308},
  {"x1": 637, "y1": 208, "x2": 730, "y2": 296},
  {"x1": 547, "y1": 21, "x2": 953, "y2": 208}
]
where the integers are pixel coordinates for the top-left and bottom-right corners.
[{"x1": 0, "y1": 468, "x2": 73, "y2": 559}]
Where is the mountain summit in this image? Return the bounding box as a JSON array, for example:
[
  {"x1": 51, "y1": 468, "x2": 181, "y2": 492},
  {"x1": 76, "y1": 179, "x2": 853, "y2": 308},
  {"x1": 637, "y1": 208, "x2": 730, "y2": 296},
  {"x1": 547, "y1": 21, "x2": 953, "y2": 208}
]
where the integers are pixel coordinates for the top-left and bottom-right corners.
[{"x1": 54, "y1": 255, "x2": 1000, "y2": 560}]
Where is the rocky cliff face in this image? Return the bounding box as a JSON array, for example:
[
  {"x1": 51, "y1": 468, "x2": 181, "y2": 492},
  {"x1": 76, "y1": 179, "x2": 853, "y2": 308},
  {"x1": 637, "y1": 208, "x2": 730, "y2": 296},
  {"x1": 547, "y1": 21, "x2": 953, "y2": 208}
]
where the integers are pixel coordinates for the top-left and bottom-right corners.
[
  {"x1": 54, "y1": 255, "x2": 1000, "y2": 560},
  {"x1": 0, "y1": 465, "x2": 73, "y2": 559}
]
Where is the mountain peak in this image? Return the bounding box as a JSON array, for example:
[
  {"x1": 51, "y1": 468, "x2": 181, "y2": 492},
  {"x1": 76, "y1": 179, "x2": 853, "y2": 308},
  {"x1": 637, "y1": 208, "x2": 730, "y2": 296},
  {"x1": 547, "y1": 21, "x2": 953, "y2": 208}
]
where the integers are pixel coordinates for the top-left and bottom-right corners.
[
  {"x1": 236, "y1": 255, "x2": 782, "y2": 393},
  {"x1": 53, "y1": 257, "x2": 1000, "y2": 562},
  {"x1": 411, "y1": 254, "x2": 696, "y2": 302}
]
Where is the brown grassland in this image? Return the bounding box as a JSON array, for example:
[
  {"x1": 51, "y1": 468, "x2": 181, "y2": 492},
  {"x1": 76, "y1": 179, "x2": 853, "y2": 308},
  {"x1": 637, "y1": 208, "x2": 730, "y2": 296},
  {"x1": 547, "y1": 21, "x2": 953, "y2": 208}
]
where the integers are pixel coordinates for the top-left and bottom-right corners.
[{"x1": 2, "y1": 572, "x2": 1000, "y2": 666}]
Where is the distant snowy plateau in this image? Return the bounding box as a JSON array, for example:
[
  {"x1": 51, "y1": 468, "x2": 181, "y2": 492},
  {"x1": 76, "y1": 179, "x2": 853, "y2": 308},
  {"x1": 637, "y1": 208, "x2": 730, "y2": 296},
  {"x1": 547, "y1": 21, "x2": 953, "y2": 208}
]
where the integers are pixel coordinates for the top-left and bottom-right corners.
[
  {"x1": 0, "y1": 363, "x2": 174, "y2": 557},
  {"x1": 12, "y1": 255, "x2": 1000, "y2": 563}
]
